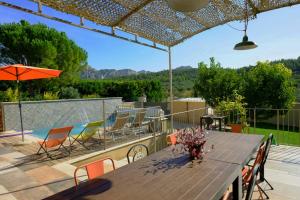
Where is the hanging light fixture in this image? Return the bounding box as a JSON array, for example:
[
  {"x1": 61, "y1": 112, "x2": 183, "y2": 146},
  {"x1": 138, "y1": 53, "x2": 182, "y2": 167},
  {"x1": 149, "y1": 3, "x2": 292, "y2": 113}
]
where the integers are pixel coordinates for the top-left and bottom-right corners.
[
  {"x1": 167, "y1": 0, "x2": 209, "y2": 12},
  {"x1": 234, "y1": 0, "x2": 257, "y2": 50}
]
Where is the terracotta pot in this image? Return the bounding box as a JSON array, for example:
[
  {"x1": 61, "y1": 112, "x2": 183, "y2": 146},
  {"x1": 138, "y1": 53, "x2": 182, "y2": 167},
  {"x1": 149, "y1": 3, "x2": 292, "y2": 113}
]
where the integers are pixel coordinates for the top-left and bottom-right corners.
[{"x1": 230, "y1": 124, "x2": 242, "y2": 133}]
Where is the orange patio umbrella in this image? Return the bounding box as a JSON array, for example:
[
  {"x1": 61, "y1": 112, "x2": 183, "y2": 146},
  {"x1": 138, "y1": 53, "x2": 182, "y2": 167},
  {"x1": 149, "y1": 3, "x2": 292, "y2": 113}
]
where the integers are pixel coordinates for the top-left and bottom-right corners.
[{"x1": 0, "y1": 64, "x2": 62, "y2": 141}]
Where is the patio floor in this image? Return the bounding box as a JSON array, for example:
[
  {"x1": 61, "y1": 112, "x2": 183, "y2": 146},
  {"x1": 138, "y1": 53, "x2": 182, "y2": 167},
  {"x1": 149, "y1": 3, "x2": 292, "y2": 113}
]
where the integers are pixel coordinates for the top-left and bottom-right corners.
[{"x1": 0, "y1": 134, "x2": 299, "y2": 200}]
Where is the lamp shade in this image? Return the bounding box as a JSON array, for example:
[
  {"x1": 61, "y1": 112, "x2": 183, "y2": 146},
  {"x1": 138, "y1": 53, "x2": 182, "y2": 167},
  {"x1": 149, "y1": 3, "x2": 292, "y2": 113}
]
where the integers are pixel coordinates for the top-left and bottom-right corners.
[
  {"x1": 234, "y1": 35, "x2": 257, "y2": 50},
  {"x1": 167, "y1": 0, "x2": 209, "y2": 12}
]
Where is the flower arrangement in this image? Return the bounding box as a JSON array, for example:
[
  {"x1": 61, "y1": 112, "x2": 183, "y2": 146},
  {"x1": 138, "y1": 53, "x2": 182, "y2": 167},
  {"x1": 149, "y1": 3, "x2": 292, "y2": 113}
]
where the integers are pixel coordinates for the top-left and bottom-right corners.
[{"x1": 176, "y1": 127, "x2": 206, "y2": 160}]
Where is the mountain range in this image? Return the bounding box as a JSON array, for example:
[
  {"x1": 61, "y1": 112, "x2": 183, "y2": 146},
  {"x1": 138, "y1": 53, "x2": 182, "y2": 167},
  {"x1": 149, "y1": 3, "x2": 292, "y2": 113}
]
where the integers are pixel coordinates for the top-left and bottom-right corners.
[{"x1": 80, "y1": 65, "x2": 195, "y2": 79}]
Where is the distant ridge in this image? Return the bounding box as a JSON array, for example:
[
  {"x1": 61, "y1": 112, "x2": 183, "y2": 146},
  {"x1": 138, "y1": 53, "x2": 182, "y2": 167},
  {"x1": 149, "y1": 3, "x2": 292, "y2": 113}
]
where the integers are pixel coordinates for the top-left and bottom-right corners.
[{"x1": 80, "y1": 65, "x2": 196, "y2": 79}]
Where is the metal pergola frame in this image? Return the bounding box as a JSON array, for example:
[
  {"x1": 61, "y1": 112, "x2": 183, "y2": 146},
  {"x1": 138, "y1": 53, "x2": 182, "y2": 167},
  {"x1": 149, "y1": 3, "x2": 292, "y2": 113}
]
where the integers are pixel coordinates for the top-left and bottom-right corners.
[{"x1": 1, "y1": 0, "x2": 300, "y2": 131}]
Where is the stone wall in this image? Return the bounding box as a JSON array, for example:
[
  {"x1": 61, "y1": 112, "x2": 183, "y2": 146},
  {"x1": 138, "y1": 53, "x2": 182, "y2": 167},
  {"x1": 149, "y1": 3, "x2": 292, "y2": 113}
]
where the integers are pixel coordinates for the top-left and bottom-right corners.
[{"x1": 0, "y1": 98, "x2": 122, "y2": 132}]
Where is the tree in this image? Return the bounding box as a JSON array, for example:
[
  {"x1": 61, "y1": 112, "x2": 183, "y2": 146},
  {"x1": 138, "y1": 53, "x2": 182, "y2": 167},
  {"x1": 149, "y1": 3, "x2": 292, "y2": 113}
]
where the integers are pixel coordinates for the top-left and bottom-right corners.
[
  {"x1": 243, "y1": 61, "x2": 295, "y2": 109},
  {"x1": 0, "y1": 20, "x2": 87, "y2": 95},
  {"x1": 193, "y1": 57, "x2": 242, "y2": 106}
]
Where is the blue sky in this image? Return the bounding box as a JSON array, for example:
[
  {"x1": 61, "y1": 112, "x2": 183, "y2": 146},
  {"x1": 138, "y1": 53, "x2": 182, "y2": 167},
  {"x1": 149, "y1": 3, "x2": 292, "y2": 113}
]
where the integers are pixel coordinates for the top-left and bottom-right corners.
[{"x1": 1, "y1": 0, "x2": 300, "y2": 71}]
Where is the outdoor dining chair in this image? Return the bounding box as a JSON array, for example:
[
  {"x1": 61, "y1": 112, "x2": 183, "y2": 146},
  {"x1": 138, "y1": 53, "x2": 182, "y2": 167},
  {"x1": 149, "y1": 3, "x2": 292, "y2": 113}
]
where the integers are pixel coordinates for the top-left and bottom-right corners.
[
  {"x1": 259, "y1": 133, "x2": 274, "y2": 190},
  {"x1": 166, "y1": 132, "x2": 177, "y2": 145},
  {"x1": 36, "y1": 126, "x2": 73, "y2": 159},
  {"x1": 222, "y1": 164, "x2": 261, "y2": 200},
  {"x1": 127, "y1": 144, "x2": 149, "y2": 164},
  {"x1": 70, "y1": 121, "x2": 104, "y2": 150},
  {"x1": 74, "y1": 157, "x2": 115, "y2": 188},
  {"x1": 242, "y1": 143, "x2": 266, "y2": 199}
]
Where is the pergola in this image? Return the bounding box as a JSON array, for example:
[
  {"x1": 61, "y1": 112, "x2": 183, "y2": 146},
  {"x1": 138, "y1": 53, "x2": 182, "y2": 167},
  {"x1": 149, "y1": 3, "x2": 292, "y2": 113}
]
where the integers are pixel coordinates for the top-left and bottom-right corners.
[{"x1": 1, "y1": 0, "x2": 300, "y2": 128}]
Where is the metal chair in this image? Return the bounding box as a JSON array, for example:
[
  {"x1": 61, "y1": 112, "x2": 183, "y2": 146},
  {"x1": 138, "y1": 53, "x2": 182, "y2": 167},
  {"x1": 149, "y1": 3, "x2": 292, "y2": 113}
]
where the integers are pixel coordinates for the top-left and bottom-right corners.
[
  {"x1": 242, "y1": 143, "x2": 266, "y2": 199},
  {"x1": 127, "y1": 144, "x2": 149, "y2": 163},
  {"x1": 258, "y1": 134, "x2": 274, "y2": 193},
  {"x1": 222, "y1": 164, "x2": 261, "y2": 200},
  {"x1": 74, "y1": 157, "x2": 115, "y2": 188},
  {"x1": 166, "y1": 132, "x2": 177, "y2": 145},
  {"x1": 245, "y1": 164, "x2": 261, "y2": 200}
]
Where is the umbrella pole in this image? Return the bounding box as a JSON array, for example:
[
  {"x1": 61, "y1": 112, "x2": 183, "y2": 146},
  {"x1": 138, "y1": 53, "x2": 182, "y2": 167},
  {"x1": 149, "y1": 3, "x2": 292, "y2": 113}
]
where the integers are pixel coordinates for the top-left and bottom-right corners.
[{"x1": 17, "y1": 80, "x2": 24, "y2": 142}]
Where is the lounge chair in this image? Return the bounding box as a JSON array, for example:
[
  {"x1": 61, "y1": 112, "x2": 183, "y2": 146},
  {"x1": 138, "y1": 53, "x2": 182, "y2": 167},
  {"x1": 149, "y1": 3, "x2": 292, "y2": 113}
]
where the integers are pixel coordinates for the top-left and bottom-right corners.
[
  {"x1": 74, "y1": 157, "x2": 115, "y2": 188},
  {"x1": 70, "y1": 121, "x2": 104, "y2": 150},
  {"x1": 106, "y1": 112, "x2": 130, "y2": 140},
  {"x1": 37, "y1": 126, "x2": 73, "y2": 159},
  {"x1": 131, "y1": 109, "x2": 148, "y2": 134}
]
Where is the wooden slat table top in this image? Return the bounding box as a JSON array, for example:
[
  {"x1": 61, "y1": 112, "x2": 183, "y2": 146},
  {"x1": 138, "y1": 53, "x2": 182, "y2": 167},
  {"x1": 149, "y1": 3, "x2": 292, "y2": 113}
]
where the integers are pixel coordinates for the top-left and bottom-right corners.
[
  {"x1": 44, "y1": 132, "x2": 264, "y2": 200},
  {"x1": 204, "y1": 132, "x2": 264, "y2": 166}
]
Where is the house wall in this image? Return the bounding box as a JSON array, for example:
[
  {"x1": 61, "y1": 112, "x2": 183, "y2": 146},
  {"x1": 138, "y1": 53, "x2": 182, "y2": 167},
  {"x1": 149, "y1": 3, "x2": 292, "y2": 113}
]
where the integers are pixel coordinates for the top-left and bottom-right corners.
[
  {"x1": 0, "y1": 97, "x2": 122, "y2": 132},
  {"x1": 173, "y1": 100, "x2": 206, "y2": 124}
]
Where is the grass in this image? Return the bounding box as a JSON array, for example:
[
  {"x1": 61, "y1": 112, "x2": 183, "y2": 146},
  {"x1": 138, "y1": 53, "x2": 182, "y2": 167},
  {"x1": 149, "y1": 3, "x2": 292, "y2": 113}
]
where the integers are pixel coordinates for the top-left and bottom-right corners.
[{"x1": 248, "y1": 126, "x2": 300, "y2": 147}]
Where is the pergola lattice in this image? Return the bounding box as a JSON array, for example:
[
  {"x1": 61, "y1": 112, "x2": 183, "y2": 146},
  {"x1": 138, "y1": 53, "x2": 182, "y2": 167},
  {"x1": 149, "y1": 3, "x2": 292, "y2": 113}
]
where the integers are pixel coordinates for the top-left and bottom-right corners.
[{"x1": 1, "y1": 0, "x2": 300, "y2": 49}]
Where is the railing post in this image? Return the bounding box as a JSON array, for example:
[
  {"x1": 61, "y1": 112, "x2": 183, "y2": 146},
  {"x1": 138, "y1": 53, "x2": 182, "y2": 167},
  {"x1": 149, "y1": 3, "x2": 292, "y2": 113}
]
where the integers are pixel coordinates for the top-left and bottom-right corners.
[
  {"x1": 154, "y1": 118, "x2": 157, "y2": 152},
  {"x1": 254, "y1": 107, "x2": 256, "y2": 134},
  {"x1": 103, "y1": 100, "x2": 106, "y2": 150},
  {"x1": 277, "y1": 109, "x2": 279, "y2": 132}
]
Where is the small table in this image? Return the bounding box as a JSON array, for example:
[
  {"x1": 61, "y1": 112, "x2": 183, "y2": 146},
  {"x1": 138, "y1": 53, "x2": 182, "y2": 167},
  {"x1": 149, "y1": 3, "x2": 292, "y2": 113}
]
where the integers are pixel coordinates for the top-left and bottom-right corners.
[
  {"x1": 44, "y1": 132, "x2": 263, "y2": 200},
  {"x1": 200, "y1": 115, "x2": 226, "y2": 131}
]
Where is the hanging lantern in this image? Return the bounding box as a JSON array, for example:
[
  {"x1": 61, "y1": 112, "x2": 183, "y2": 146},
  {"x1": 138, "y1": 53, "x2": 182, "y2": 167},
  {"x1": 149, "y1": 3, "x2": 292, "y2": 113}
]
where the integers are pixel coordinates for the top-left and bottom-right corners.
[
  {"x1": 233, "y1": 0, "x2": 257, "y2": 50},
  {"x1": 167, "y1": 0, "x2": 209, "y2": 12},
  {"x1": 234, "y1": 34, "x2": 257, "y2": 50}
]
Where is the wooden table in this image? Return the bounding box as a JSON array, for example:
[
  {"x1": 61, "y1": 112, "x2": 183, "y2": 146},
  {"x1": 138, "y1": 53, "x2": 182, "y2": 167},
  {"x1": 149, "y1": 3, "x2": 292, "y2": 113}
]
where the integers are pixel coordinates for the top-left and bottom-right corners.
[
  {"x1": 44, "y1": 132, "x2": 263, "y2": 200},
  {"x1": 200, "y1": 115, "x2": 226, "y2": 131}
]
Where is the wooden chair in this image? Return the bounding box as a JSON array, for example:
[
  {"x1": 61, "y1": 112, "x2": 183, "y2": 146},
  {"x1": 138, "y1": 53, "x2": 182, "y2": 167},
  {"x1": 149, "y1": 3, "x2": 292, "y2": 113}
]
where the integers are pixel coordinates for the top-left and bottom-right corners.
[
  {"x1": 127, "y1": 144, "x2": 149, "y2": 164},
  {"x1": 71, "y1": 121, "x2": 104, "y2": 150},
  {"x1": 74, "y1": 158, "x2": 115, "y2": 188},
  {"x1": 37, "y1": 126, "x2": 73, "y2": 159}
]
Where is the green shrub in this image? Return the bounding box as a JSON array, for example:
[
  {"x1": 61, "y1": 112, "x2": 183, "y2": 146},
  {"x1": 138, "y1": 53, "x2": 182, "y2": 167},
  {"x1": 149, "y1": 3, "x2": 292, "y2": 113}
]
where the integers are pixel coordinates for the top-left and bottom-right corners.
[
  {"x1": 59, "y1": 87, "x2": 80, "y2": 99},
  {"x1": 43, "y1": 91, "x2": 59, "y2": 100},
  {"x1": 5, "y1": 88, "x2": 18, "y2": 102}
]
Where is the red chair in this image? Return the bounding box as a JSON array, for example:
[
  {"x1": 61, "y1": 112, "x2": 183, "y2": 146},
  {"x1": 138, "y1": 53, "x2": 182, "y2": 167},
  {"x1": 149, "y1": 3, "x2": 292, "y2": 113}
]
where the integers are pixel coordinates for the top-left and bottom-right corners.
[
  {"x1": 166, "y1": 132, "x2": 177, "y2": 145},
  {"x1": 242, "y1": 143, "x2": 266, "y2": 199},
  {"x1": 74, "y1": 158, "x2": 115, "y2": 187}
]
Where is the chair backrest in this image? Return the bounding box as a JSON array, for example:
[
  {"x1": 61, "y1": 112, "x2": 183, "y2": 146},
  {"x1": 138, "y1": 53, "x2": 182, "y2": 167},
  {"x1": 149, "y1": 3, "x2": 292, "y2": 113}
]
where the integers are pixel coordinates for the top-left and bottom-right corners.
[
  {"x1": 166, "y1": 132, "x2": 177, "y2": 145},
  {"x1": 111, "y1": 112, "x2": 130, "y2": 131},
  {"x1": 74, "y1": 158, "x2": 115, "y2": 187},
  {"x1": 245, "y1": 164, "x2": 260, "y2": 200},
  {"x1": 80, "y1": 121, "x2": 104, "y2": 141},
  {"x1": 45, "y1": 126, "x2": 73, "y2": 148},
  {"x1": 127, "y1": 144, "x2": 149, "y2": 163},
  {"x1": 132, "y1": 109, "x2": 146, "y2": 127},
  {"x1": 262, "y1": 133, "x2": 273, "y2": 166},
  {"x1": 244, "y1": 143, "x2": 266, "y2": 183}
]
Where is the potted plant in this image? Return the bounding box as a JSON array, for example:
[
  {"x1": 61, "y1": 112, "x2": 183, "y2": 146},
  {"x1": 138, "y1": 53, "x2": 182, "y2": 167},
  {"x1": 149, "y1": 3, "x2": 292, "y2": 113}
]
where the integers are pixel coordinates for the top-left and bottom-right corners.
[
  {"x1": 215, "y1": 91, "x2": 247, "y2": 133},
  {"x1": 176, "y1": 127, "x2": 206, "y2": 160}
]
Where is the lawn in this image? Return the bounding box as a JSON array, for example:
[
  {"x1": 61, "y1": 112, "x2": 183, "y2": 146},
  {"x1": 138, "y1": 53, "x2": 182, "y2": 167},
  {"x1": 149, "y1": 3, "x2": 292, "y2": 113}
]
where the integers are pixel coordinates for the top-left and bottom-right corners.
[{"x1": 248, "y1": 127, "x2": 300, "y2": 147}]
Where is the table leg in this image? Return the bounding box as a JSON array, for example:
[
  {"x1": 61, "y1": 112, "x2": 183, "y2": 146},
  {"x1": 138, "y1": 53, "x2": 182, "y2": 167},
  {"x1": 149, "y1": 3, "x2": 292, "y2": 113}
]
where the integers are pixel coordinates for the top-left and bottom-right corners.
[
  {"x1": 232, "y1": 174, "x2": 242, "y2": 200},
  {"x1": 219, "y1": 119, "x2": 221, "y2": 131}
]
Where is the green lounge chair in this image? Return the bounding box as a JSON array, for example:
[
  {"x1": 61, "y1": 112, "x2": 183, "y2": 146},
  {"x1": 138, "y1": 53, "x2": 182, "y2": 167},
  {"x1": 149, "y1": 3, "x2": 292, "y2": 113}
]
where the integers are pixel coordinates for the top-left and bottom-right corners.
[{"x1": 71, "y1": 121, "x2": 104, "y2": 150}]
